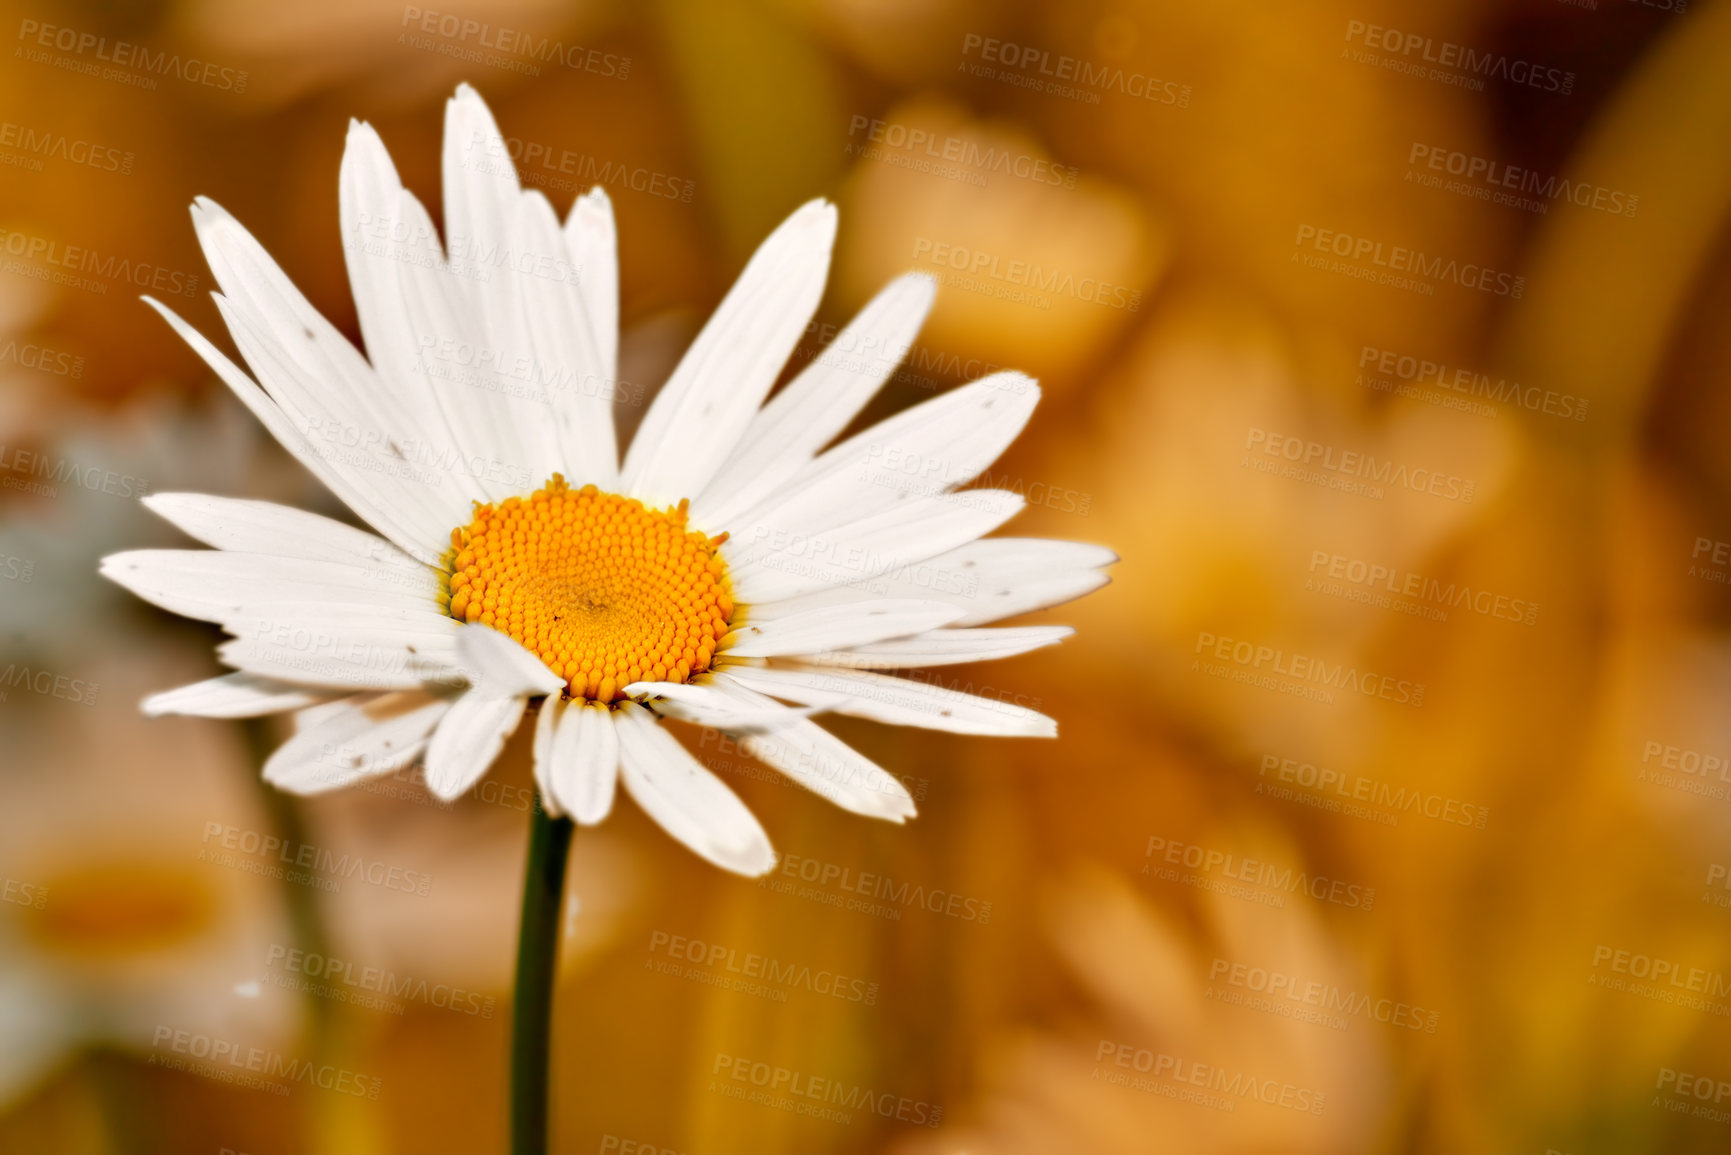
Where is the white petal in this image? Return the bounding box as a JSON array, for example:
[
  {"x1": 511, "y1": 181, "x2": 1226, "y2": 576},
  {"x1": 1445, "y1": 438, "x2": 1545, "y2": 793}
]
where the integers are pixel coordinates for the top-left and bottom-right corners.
[
  {"x1": 100, "y1": 549, "x2": 439, "y2": 622},
  {"x1": 441, "y1": 85, "x2": 519, "y2": 301},
  {"x1": 337, "y1": 120, "x2": 480, "y2": 502},
  {"x1": 292, "y1": 696, "x2": 369, "y2": 734},
  {"x1": 695, "y1": 272, "x2": 935, "y2": 524},
  {"x1": 625, "y1": 679, "x2": 815, "y2": 730},
  {"x1": 802, "y1": 626, "x2": 1073, "y2": 669},
  {"x1": 423, "y1": 691, "x2": 528, "y2": 801},
  {"x1": 565, "y1": 187, "x2": 619, "y2": 383},
  {"x1": 722, "y1": 599, "x2": 965, "y2": 658},
  {"x1": 264, "y1": 691, "x2": 450, "y2": 793},
  {"x1": 439, "y1": 85, "x2": 566, "y2": 487},
  {"x1": 724, "y1": 490, "x2": 1025, "y2": 604},
  {"x1": 748, "y1": 536, "x2": 1116, "y2": 627},
  {"x1": 386, "y1": 192, "x2": 541, "y2": 505},
  {"x1": 192, "y1": 198, "x2": 470, "y2": 537},
  {"x1": 454, "y1": 624, "x2": 565, "y2": 697},
  {"x1": 211, "y1": 291, "x2": 466, "y2": 545},
  {"x1": 937, "y1": 539, "x2": 1114, "y2": 626},
  {"x1": 216, "y1": 637, "x2": 452, "y2": 692},
  {"x1": 706, "y1": 676, "x2": 916, "y2": 821},
  {"x1": 622, "y1": 199, "x2": 838, "y2": 508},
  {"x1": 723, "y1": 371, "x2": 1038, "y2": 545},
  {"x1": 142, "y1": 672, "x2": 330, "y2": 718},
  {"x1": 552, "y1": 699, "x2": 619, "y2": 824},
  {"x1": 219, "y1": 600, "x2": 460, "y2": 639},
  {"x1": 143, "y1": 493, "x2": 428, "y2": 576},
  {"x1": 143, "y1": 296, "x2": 444, "y2": 565},
  {"x1": 614, "y1": 702, "x2": 775, "y2": 876},
  {"x1": 508, "y1": 187, "x2": 617, "y2": 486},
  {"x1": 722, "y1": 664, "x2": 1057, "y2": 738},
  {"x1": 532, "y1": 694, "x2": 563, "y2": 815},
  {"x1": 214, "y1": 609, "x2": 462, "y2": 695}
]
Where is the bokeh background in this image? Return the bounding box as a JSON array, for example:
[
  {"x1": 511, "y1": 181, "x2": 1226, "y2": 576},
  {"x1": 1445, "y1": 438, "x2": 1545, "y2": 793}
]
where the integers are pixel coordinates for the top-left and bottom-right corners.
[{"x1": 2, "y1": 0, "x2": 1729, "y2": 1151}]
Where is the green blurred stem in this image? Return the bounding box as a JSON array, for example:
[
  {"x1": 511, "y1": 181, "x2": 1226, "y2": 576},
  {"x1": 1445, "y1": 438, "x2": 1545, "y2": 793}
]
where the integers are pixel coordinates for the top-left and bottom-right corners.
[
  {"x1": 245, "y1": 721, "x2": 335, "y2": 972},
  {"x1": 90, "y1": 1046, "x2": 149, "y2": 1155},
  {"x1": 511, "y1": 800, "x2": 573, "y2": 1155},
  {"x1": 243, "y1": 719, "x2": 378, "y2": 1155}
]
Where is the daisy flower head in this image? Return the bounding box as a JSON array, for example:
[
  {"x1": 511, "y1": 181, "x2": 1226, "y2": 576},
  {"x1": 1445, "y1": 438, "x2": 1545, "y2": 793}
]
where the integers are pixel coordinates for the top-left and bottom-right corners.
[{"x1": 103, "y1": 83, "x2": 1115, "y2": 877}]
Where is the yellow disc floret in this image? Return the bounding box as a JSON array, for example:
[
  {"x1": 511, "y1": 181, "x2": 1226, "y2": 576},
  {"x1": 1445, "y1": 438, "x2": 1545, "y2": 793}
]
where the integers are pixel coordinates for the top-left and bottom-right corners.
[{"x1": 442, "y1": 476, "x2": 735, "y2": 703}]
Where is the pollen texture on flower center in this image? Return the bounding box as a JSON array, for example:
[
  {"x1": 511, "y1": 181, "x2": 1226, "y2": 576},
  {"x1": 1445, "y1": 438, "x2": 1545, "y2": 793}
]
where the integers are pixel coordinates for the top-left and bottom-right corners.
[{"x1": 443, "y1": 476, "x2": 735, "y2": 702}]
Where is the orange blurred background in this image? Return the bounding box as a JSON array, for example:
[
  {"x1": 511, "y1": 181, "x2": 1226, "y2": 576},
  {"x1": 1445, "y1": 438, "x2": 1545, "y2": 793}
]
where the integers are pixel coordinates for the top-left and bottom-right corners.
[{"x1": 2, "y1": 0, "x2": 1730, "y2": 1152}]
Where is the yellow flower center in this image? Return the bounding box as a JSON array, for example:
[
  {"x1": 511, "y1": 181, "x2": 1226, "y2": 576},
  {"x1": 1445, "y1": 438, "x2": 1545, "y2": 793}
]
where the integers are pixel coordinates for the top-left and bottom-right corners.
[{"x1": 443, "y1": 476, "x2": 735, "y2": 702}]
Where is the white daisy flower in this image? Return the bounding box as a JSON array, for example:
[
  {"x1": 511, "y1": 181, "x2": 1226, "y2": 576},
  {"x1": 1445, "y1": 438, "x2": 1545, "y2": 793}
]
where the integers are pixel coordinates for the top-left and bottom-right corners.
[{"x1": 102, "y1": 83, "x2": 1114, "y2": 877}]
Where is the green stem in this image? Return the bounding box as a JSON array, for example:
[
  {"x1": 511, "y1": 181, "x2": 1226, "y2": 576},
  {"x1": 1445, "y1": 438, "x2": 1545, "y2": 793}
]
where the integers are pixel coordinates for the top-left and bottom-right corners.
[
  {"x1": 512, "y1": 799, "x2": 574, "y2": 1155},
  {"x1": 89, "y1": 1046, "x2": 149, "y2": 1155},
  {"x1": 244, "y1": 720, "x2": 335, "y2": 976},
  {"x1": 243, "y1": 720, "x2": 381, "y2": 1155}
]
